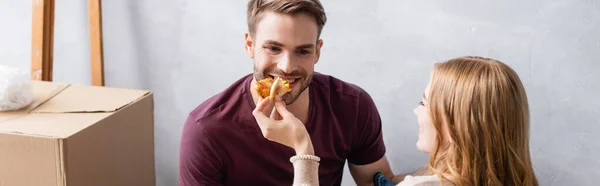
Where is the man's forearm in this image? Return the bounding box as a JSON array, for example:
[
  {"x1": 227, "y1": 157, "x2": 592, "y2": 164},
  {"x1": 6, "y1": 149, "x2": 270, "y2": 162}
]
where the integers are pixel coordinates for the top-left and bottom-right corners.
[
  {"x1": 380, "y1": 171, "x2": 407, "y2": 184},
  {"x1": 391, "y1": 174, "x2": 407, "y2": 183},
  {"x1": 348, "y1": 156, "x2": 396, "y2": 186}
]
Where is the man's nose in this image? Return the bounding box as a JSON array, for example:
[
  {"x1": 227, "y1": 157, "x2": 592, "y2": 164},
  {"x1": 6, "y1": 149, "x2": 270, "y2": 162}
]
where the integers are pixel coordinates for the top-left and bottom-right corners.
[{"x1": 277, "y1": 53, "x2": 296, "y2": 74}]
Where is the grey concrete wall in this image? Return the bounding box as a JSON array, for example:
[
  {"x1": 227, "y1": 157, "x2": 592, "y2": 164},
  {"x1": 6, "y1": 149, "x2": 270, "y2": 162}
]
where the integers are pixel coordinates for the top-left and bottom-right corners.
[{"x1": 1, "y1": 0, "x2": 598, "y2": 185}]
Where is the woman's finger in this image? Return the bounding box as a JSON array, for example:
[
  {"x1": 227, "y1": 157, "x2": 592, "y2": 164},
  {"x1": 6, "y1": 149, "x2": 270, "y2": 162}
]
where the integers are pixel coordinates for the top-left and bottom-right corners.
[
  {"x1": 270, "y1": 105, "x2": 283, "y2": 120},
  {"x1": 274, "y1": 100, "x2": 294, "y2": 118},
  {"x1": 254, "y1": 98, "x2": 271, "y2": 112},
  {"x1": 252, "y1": 98, "x2": 273, "y2": 128}
]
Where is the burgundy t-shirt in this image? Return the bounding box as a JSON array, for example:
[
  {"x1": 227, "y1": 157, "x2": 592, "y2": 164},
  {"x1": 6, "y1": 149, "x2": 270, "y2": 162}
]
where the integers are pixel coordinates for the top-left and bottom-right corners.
[{"x1": 179, "y1": 72, "x2": 386, "y2": 186}]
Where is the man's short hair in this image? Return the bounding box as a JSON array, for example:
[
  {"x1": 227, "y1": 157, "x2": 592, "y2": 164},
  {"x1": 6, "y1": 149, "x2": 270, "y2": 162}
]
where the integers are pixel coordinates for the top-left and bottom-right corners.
[{"x1": 247, "y1": 0, "x2": 327, "y2": 39}]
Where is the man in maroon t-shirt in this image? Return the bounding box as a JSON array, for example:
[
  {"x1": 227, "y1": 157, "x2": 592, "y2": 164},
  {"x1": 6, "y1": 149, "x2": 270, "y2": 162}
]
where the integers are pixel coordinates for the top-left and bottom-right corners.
[{"x1": 179, "y1": 0, "x2": 401, "y2": 185}]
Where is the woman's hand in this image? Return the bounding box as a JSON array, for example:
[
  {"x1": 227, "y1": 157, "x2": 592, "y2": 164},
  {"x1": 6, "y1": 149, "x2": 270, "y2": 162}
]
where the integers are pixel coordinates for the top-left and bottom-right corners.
[{"x1": 252, "y1": 98, "x2": 314, "y2": 155}]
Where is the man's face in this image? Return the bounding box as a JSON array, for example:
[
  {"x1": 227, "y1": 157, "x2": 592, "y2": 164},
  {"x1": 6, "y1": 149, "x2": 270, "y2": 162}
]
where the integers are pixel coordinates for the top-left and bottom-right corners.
[{"x1": 245, "y1": 11, "x2": 323, "y2": 105}]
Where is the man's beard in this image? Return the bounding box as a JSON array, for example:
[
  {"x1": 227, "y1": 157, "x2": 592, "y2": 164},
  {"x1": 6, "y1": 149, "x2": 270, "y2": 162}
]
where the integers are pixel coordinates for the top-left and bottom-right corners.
[{"x1": 253, "y1": 65, "x2": 312, "y2": 105}]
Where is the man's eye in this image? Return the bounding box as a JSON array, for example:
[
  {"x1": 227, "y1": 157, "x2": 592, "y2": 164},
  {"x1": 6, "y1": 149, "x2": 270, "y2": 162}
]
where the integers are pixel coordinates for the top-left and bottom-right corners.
[
  {"x1": 419, "y1": 101, "x2": 424, "y2": 106},
  {"x1": 264, "y1": 46, "x2": 281, "y2": 52},
  {"x1": 298, "y1": 50, "x2": 311, "y2": 55}
]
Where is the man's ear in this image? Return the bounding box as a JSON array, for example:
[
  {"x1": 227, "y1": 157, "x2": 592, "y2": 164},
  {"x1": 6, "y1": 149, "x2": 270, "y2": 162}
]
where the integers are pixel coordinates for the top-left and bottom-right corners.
[
  {"x1": 314, "y1": 39, "x2": 324, "y2": 65},
  {"x1": 244, "y1": 32, "x2": 255, "y2": 58}
]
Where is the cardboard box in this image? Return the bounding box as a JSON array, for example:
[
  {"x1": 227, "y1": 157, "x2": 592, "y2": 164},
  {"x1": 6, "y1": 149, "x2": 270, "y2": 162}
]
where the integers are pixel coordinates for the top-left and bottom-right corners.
[{"x1": 0, "y1": 81, "x2": 155, "y2": 186}]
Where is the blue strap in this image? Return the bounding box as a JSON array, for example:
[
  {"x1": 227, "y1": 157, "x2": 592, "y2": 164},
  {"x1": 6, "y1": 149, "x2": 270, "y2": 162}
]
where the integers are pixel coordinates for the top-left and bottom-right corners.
[{"x1": 372, "y1": 172, "x2": 397, "y2": 186}]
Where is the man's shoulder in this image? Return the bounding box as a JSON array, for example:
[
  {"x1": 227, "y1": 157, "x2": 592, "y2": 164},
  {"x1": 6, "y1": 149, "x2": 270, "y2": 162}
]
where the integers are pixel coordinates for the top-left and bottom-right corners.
[
  {"x1": 311, "y1": 72, "x2": 379, "y2": 122},
  {"x1": 312, "y1": 72, "x2": 371, "y2": 99},
  {"x1": 186, "y1": 74, "x2": 253, "y2": 128}
]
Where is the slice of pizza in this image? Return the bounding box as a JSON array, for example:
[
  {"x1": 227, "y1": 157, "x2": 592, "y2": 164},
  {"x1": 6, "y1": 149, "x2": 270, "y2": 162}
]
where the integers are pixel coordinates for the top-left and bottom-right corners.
[{"x1": 255, "y1": 77, "x2": 292, "y2": 100}]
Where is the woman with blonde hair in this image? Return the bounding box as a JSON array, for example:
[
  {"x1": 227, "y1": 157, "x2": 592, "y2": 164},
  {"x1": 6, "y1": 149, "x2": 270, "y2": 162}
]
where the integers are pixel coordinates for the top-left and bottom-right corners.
[{"x1": 252, "y1": 56, "x2": 539, "y2": 186}]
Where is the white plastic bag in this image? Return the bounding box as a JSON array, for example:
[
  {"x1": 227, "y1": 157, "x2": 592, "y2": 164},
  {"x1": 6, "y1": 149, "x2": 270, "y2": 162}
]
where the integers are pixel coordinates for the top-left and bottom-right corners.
[{"x1": 0, "y1": 65, "x2": 32, "y2": 111}]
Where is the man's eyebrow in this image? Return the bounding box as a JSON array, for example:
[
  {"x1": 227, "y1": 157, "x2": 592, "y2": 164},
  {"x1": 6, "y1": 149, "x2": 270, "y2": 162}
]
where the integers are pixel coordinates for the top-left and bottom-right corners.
[
  {"x1": 264, "y1": 40, "x2": 284, "y2": 46},
  {"x1": 296, "y1": 44, "x2": 315, "y2": 49},
  {"x1": 263, "y1": 41, "x2": 315, "y2": 49}
]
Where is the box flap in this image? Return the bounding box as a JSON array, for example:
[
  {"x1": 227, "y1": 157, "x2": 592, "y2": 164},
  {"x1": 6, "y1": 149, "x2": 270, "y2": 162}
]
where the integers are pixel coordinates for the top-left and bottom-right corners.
[
  {"x1": 31, "y1": 83, "x2": 150, "y2": 113},
  {"x1": 0, "y1": 113, "x2": 111, "y2": 138},
  {"x1": 0, "y1": 111, "x2": 25, "y2": 123},
  {"x1": 29, "y1": 81, "x2": 70, "y2": 110},
  {"x1": 0, "y1": 81, "x2": 67, "y2": 122},
  {"x1": 0, "y1": 81, "x2": 151, "y2": 138}
]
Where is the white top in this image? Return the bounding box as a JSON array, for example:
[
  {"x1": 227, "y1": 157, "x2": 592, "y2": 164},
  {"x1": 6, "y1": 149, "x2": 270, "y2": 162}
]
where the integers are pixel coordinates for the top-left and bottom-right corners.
[{"x1": 397, "y1": 175, "x2": 443, "y2": 186}]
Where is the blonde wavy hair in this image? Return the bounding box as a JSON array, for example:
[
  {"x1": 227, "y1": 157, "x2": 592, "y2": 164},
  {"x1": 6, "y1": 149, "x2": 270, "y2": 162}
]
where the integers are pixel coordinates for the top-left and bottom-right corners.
[{"x1": 426, "y1": 56, "x2": 538, "y2": 186}]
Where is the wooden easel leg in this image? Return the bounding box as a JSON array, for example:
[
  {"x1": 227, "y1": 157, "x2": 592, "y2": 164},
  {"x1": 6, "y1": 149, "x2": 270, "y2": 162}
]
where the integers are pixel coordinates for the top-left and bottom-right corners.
[
  {"x1": 89, "y1": 0, "x2": 105, "y2": 86},
  {"x1": 31, "y1": 0, "x2": 55, "y2": 81}
]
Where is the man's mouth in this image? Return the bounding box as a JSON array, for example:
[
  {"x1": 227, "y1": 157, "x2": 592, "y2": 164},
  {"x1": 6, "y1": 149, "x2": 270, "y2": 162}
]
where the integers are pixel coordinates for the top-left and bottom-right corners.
[{"x1": 269, "y1": 75, "x2": 301, "y2": 87}]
